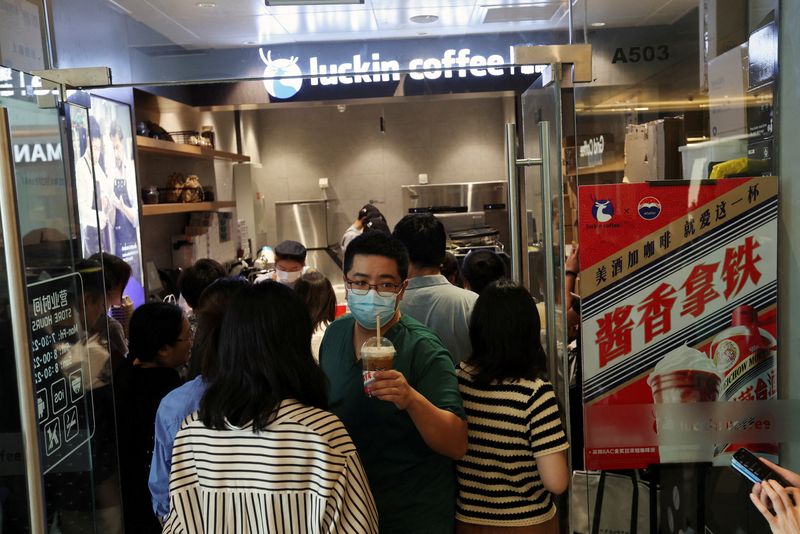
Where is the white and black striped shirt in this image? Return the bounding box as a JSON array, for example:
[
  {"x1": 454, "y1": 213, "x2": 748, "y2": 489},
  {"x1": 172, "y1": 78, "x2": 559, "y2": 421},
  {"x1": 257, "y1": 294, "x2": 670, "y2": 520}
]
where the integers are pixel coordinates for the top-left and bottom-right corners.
[
  {"x1": 456, "y1": 364, "x2": 569, "y2": 527},
  {"x1": 163, "y1": 399, "x2": 379, "y2": 533}
]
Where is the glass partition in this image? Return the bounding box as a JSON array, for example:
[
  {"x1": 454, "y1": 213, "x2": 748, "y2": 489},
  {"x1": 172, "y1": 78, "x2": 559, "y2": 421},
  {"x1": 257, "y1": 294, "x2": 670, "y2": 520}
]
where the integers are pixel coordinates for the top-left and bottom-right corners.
[
  {"x1": 570, "y1": 1, "x2": 782, "y2": 532},
  {"x1": 1, "y1": 65, "x2": 124, "y2": 533}
]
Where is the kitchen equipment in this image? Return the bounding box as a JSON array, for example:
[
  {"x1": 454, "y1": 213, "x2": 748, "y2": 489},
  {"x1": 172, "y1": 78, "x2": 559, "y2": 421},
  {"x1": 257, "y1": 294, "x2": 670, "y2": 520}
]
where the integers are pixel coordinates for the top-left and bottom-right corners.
[
  {"x1": 275, "y1": 199, "x2": 330, "y2": 249},
  {"x1": 401, "y1": 181, "x2": 509, "y2": 253}
]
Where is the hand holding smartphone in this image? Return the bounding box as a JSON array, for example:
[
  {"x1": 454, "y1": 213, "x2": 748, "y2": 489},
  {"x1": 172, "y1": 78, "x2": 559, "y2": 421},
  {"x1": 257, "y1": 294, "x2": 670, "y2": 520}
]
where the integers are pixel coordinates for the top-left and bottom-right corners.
[{"x1": 731, "y1": 448, "x2": 791, "y2": 487}]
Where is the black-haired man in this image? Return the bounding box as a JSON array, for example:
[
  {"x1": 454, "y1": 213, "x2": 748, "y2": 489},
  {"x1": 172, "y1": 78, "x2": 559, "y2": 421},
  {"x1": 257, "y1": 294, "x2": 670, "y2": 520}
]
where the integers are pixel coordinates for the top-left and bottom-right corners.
[
  {"x1": 273, "y1": 239, "x2": 307, "y2": 286},
  {"x1": 392, "y1": 213, "x2": 477, "y2": 363},
  {"x1": 320, "y1": 231, "x2": 467, "y2": 534},
  {"x1": 461, "y1": 249, "x2": 507, "y2": 295}
]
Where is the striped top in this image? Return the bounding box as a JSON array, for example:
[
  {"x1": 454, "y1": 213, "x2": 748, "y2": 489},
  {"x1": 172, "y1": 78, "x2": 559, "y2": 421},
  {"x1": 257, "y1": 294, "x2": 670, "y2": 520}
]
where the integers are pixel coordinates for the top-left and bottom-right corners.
[
  {"x1": 163, "y1": 399, "x2": 379, "y2": 534},
  {"x1": 456, "y1": 364, "x2": 569, "y2": 527}
]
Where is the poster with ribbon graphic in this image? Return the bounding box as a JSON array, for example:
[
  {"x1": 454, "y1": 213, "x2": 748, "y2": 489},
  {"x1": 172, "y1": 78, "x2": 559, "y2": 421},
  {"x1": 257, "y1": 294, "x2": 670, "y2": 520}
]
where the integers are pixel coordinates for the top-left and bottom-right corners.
[{"x1": 578, "y1": 177, "x2": 778, "y2": 470}]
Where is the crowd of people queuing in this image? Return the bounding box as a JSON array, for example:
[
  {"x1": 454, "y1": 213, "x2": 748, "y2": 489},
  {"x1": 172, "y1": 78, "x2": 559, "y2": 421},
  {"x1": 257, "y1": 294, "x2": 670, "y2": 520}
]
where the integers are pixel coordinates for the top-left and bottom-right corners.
[
  {"x1": 70, "y1": 202, "x2": 800, "y2": 534},
  {"x1": 85, "y1": 206, "x2": 572, "y2": 534}
]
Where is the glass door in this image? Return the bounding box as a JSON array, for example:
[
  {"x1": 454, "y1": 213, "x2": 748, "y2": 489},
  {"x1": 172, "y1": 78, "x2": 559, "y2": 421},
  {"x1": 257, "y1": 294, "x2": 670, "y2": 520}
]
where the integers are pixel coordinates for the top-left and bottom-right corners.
[
  {"x1": 519, "y1": 67, "x2": 573, "y2": 403},
  {"x1": 0, "y1": 65, "x2": 124, "y2": 533},
  {"x1": 506, "y1": 63, "x2": 576, "y2": 529}
]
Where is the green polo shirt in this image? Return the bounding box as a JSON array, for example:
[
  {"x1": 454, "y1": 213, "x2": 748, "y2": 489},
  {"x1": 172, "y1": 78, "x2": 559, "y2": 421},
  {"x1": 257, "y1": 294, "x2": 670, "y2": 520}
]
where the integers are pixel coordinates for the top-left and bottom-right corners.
[{"x1": 320, "y1": 313, "x2": 466, "y2": 534}]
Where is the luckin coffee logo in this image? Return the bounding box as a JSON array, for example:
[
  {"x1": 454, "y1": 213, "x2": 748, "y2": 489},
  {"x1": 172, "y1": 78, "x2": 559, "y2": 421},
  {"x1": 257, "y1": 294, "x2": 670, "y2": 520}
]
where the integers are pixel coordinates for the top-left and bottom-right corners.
[
  {"x1": 259, "y1": 49, "x2": 303, "y2": 100},
  {"x1": 591, "y1": 198, "x2": 614, "y2": 223}
]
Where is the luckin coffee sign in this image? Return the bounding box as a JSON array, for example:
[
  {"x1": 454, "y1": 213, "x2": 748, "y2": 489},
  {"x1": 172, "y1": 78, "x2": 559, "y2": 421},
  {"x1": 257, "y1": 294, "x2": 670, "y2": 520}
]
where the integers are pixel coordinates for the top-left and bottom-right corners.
[{"x1": 258, "y1": 46, "x2": 541, "y2": 100}]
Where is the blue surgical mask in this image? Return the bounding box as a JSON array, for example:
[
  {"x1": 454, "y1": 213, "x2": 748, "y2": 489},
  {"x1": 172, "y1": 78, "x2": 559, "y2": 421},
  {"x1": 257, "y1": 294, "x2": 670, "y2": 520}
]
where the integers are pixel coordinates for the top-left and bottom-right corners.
[{"x1": 347, "y1": 290, "x2": 398, "y2": 329}]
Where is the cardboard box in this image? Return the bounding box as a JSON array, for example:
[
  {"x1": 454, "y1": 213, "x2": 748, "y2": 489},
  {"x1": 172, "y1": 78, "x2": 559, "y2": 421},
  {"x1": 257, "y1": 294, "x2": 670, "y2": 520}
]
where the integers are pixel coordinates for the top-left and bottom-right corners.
[
  {"x1": 624, "y1": 118, "x2": 685, "y2": 182},
  {"x1": 699, "y1": 0, "x2": 748, "y2": 90},
  {"x1": 708, "y1": 44, "x2": 748, "y2": 139}
]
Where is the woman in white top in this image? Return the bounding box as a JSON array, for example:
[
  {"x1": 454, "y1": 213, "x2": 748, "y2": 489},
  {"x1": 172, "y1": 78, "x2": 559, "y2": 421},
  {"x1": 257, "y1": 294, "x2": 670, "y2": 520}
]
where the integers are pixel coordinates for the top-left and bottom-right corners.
[
  {"x1": 295, "y1": 270, "x2": 337, "y2": 362},
  {"x1": 163, "y1": 281, "x2": 378, "y2": 533}
]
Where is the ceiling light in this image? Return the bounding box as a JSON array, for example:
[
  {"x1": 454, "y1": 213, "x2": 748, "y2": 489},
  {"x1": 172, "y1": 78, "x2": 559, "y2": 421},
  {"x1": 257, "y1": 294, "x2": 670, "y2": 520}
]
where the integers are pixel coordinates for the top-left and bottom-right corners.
[
  {"x1": 590, "y1": 22, "x2": 606, "y2": 27},
  {"x1": 242, "y1": 40, "x2": 255, "y2": 45},
  {"x1": 410, "y1": 14, "x2": 439, "y2": 24},
  {"x1": 265, "y1": 0, "x2": 364, "y2": 5},
  {"x1": 196, "y1": 2, "x2": 216, "y2": 7}
]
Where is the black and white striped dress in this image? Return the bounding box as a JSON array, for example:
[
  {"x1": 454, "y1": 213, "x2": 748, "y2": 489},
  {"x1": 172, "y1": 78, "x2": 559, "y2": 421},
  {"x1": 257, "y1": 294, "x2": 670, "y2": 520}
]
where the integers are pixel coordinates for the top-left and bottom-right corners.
[
  {"x1": 456, "y1": 364, "x2": 569, "y2": 527},
  {"x1": 163, "y1": 399, "x2": 379, "y2": 533}
]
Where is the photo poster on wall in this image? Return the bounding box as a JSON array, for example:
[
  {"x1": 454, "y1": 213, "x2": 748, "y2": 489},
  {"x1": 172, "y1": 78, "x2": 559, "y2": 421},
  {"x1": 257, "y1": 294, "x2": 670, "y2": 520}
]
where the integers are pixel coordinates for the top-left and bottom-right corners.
[
  {"x1": 70, "y1": 96, "x2": 144, "y2": 308},
  {"x1": 578, "y1": 177, "x2": 778, "y2": 470}
]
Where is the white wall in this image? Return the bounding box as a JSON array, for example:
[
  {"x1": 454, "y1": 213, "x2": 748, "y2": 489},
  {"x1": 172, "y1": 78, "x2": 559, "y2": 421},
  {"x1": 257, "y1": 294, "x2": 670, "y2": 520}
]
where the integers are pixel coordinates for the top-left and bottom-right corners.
[{"x1": 240, "y1": 96, "x2": 511, "y2": 249}]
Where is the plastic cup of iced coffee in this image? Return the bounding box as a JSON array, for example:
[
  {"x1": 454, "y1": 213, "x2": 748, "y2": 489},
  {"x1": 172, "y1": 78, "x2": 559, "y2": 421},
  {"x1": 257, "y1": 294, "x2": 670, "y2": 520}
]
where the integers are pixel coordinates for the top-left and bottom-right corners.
[
  {"x1": 361, "y1": 336, "x2": 395, "y2": 395},
  {"x1": 647, "y1": 345, "x2": 721, "y2": 462},
  {"x1": 648, "y1": 345, "x2": 721, "y2": 403}
]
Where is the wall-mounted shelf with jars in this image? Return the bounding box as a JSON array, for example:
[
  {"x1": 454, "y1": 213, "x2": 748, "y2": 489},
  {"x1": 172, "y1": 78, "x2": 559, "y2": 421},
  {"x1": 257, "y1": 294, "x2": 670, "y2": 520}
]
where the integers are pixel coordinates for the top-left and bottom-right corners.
[
  {"x1": 136, "y1": 136, "x2": 250, "y2": 163},
  {"x1": 141, "y1": 201, "x2": 236, "y2": 217}
]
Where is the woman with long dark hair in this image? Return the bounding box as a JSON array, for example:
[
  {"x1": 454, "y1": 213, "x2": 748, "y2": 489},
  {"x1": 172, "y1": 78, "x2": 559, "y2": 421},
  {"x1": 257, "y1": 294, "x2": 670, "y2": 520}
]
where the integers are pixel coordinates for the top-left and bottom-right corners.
[
  {"x1": 456, "y1": 280, "x2": 569, "y2": 534},
  {"x1": 163, "y1": 281, "x2": 378, "y2": 533}
]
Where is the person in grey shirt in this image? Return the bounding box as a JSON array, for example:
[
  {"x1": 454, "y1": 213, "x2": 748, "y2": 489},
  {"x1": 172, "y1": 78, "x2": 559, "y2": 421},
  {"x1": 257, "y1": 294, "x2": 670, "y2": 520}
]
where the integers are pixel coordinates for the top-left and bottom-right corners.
[{"x1": 393, "y1": 213, "x2": 478, "y2": 363}]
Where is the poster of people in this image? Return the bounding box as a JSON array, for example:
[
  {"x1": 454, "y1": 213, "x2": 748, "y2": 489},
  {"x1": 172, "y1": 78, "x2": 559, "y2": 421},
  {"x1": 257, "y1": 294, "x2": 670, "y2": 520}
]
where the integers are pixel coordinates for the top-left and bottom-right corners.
[
  {"x1": 578, "y1": 177, "x2": 778, "y2": 470},
  {"x1": 69, "y1": 97, "x2": 144, "y2": 307}
]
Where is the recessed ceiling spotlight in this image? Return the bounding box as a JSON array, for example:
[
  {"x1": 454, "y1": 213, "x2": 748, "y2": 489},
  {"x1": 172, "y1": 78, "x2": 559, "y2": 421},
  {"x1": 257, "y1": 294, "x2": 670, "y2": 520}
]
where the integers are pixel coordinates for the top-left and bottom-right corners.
[
  {"x1": 410, "y1": 14, "x2": 439, "y2": 24},
  {"x1": 196, "y1": 2, "x2": 216, "y2": 7},
  {"x1": 590, "y1": 21, "x2": 606, "y2": 27}
]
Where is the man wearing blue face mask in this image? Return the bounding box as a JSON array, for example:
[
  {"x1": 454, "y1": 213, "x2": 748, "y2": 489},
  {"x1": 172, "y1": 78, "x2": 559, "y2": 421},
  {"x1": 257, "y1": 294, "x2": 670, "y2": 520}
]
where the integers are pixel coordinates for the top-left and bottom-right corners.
[{"x1": 320, "y1": 232, "x2": 468, "y2": 534}]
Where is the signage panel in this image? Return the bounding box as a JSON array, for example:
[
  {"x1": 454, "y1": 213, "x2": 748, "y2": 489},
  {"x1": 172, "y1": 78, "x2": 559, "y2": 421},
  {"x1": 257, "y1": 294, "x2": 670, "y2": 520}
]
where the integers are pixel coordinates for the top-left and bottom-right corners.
[
  {"x1": 579, "y1": 177, "x2": 778, "y2": 469},
  {"x1": 27, "y1": 273, "x2": 95, "y2": 474}
]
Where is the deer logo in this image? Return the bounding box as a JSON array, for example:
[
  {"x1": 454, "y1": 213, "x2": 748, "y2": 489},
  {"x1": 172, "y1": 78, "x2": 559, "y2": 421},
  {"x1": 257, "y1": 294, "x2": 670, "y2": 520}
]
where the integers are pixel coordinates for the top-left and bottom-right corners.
[
  {"x1": 259, "y1": 49, "x2": 303, "y2": 99},
  {"x1": 591, "y1": 196, "x2": 615, "y2": 223}
]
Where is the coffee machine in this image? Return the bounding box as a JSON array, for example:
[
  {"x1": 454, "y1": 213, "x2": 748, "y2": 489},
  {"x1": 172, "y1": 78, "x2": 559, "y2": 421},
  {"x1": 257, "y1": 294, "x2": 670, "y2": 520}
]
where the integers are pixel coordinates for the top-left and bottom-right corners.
[{"x1": 400, "y1": 181, "x2": 509, "y2": 259}]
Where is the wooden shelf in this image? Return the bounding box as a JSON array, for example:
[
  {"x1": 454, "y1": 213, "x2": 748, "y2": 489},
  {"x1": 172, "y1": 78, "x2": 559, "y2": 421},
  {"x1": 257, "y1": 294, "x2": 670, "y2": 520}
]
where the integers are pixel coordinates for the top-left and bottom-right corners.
[
  {"x1": 142, "y1": 201, "x2": 236, "y2": 216},
  {"x1": 136, "y1": 136, "x2": 250, "y2": 163}
]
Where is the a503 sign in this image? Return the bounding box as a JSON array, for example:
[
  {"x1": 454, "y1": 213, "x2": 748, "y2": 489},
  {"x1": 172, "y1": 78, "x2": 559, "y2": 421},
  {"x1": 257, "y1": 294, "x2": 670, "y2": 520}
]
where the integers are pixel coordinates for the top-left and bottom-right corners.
[{"x1": 612, "y1": 45, "x2": 669, "y2": 64}]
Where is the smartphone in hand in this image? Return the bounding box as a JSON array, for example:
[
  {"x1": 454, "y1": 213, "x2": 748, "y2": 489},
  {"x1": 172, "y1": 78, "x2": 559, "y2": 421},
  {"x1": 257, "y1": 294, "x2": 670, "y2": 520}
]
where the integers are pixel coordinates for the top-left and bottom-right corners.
[{"x1": 731, "y1": 448, "x2": 790, "y2": 487}]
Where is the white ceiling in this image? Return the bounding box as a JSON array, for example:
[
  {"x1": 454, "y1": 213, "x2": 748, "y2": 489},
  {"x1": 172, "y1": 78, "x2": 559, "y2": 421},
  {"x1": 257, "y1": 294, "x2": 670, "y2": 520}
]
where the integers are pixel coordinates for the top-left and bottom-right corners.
[{"x1": 109, "y1": 0, "x2": 697, "y2": 49}]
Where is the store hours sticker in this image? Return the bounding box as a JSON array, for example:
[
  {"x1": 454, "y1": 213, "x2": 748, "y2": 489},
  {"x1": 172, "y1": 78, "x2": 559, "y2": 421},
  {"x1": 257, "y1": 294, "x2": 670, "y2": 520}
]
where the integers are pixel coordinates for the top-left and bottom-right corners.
[{"x1": 27, "y1": 273, "x2": 95, "y2": 473}]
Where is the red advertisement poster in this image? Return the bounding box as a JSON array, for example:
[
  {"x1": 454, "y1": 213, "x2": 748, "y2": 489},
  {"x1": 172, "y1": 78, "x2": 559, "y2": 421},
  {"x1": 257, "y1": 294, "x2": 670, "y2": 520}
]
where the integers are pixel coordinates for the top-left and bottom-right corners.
[{"x1": 578, "y1": 177, "x2": 778, "y2": 469}]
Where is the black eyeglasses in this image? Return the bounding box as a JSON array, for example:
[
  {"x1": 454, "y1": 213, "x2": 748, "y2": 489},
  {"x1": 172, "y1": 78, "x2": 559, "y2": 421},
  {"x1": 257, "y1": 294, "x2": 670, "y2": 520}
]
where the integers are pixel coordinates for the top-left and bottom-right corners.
[{"x1": 345, "y1": 278, "x2": 403, "y2": 297}]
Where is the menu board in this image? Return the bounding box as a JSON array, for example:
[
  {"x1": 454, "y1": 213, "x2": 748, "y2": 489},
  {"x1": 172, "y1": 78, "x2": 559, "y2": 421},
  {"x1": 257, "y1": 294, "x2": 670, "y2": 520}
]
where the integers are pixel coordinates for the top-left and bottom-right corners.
[
  {"x1": 28, "y1": 273, "x2": 94, "y2": 473},
  {"x1": 578, "y1": 177, "x2": 778, "y2": 469}
]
